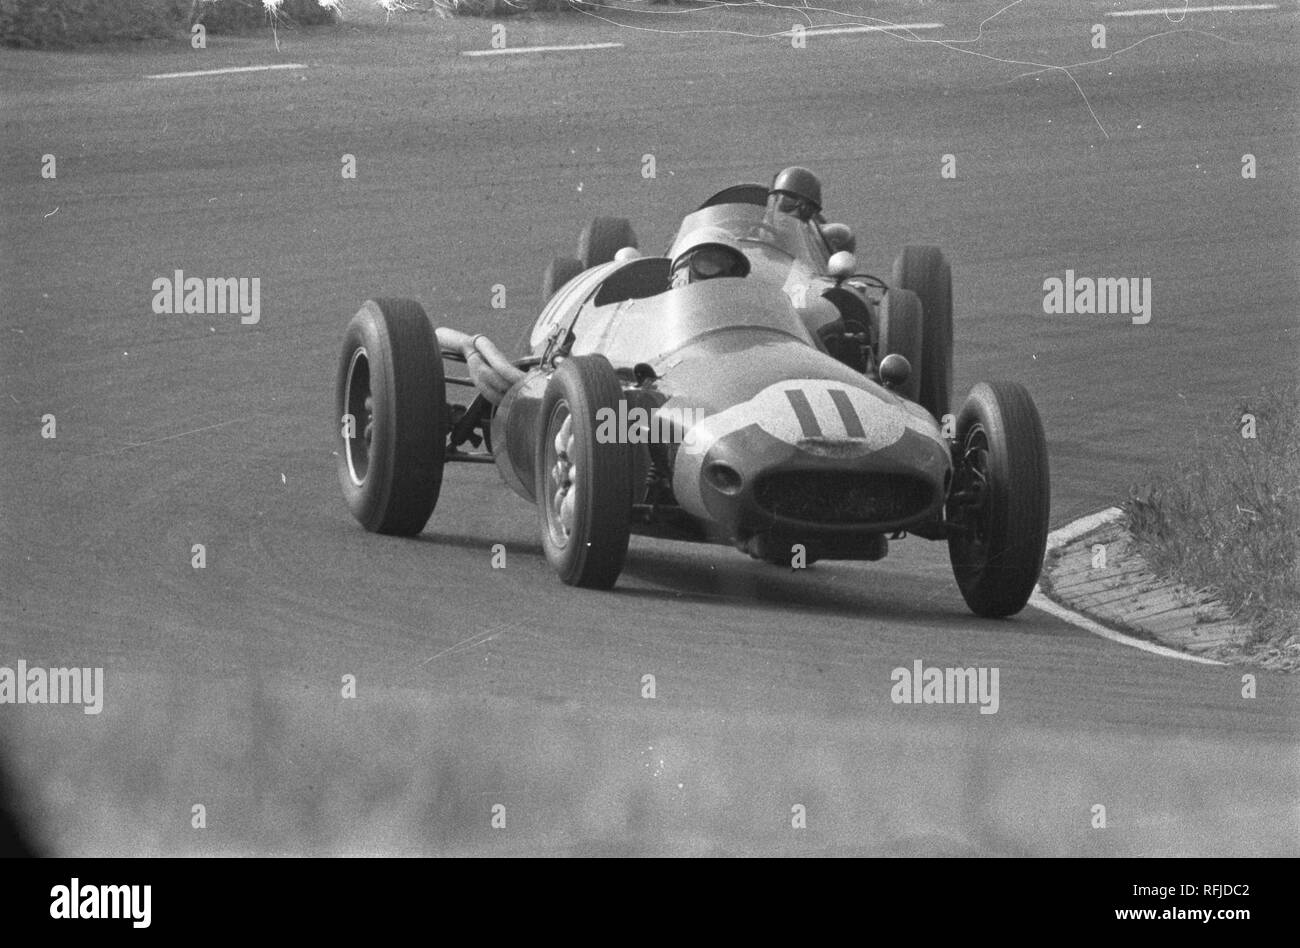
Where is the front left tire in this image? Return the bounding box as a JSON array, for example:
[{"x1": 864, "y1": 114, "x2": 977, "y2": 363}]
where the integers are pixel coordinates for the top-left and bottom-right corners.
[
  {"x1": 336, "y1": 298, "x2": 446, "y2": 536},
  {"x1": 946, "y1": 381, "x2": 1050, "y2": 617}
]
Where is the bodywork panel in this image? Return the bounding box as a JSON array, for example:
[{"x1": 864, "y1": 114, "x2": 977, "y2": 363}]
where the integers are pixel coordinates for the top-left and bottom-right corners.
[{"x1": 493, "y1": 196, "x2": 949, "y2": 554}]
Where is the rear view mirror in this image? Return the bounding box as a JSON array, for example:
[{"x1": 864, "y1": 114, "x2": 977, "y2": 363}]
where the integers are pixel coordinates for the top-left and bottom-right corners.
[{"x1": 828, "y1": 251, "x2": 857, "y2": 281}]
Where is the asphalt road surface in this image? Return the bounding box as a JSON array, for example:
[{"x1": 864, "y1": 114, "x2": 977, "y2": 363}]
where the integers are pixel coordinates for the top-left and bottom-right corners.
[{"x1": 1, "y1": 0, "x2": 1297, "y2": 855}]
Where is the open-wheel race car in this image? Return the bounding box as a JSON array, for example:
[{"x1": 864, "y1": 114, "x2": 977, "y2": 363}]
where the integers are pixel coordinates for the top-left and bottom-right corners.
[{"x1": 335, "y1": 168, "x2": 1051, "y2": 617}]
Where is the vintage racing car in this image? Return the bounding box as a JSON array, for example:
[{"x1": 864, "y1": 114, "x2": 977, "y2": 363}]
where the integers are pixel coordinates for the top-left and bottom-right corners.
[{"x1": 334, "y1": 168, "x2": 1050, "y2": 617}]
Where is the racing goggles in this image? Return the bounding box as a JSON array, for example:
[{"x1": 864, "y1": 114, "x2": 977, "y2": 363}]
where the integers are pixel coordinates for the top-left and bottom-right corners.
[
  {"x1": 688, "y1": 246, "x2": 744, "y2": 279},
  {"x1": 773, "y1": 192, "x2": 818, "y2": 221},
  {"x1": 673, "y1": 245, "x2": 747, "y2": 284}
]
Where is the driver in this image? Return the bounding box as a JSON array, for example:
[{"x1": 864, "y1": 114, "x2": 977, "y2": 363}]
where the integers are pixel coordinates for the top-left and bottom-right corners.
[
  {"x1": 767, "y1": 166, "x2": 823, "y2": 223},
  {"x1": 766, "y1": 166, "x2": 856, "y2": 253},
  {"x1": 668, "y1": 228, "x2": 751, "y2": 289}
]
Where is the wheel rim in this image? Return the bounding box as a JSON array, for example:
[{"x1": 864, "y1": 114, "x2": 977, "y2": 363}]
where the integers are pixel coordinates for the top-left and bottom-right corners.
[
  {"x1": 949, "y1": 423, "x2": 991, "y2": 553},
  {"x1": 343, "y1": 347, "x2": 373, "y2": 487},
  {"x1": 542, "y1": 402, "x2": 577, "y2": 549}
]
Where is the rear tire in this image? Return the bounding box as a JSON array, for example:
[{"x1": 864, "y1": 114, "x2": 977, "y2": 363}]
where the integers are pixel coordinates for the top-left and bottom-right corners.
[
  {"x1": 946, "y1": 382, "x2": 1050, "y2": 617},
  {"x1": 542, "y1": 255, "x2": 584, "y2": 303},
  {"x1": 536, "y1": 355, "x2": 634, "y2": 588},
  {"x1": 892, "y1": 246, "x2": 952, "y2": 422},
  {"x1": 515, "y1": 256, "x2": 586, "y2": 357},
  {"x1": 578, "y1": 217, "x2": 637, "y2": 269},
  {"x1": 877, "y1": 288, "x2": 924, "y2": 404},
  {"x1": 336, "y1": 299, "x2": 446, "y2": 536}
]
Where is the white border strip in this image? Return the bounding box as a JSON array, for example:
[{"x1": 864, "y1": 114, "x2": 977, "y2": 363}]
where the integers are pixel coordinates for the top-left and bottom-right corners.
[
  {"x1": 1105, "y1": 4, "x2": 1277, "y2": 17},
  {"x1": 1044, "y1": 505, "x2": 1125, "y2": 546},
  {"x1": 146, "y1": 64, "x2": 307, "y2": 80},
  {"x1": 1029, "y1": 506, "x2": 1225, "y2": 665},
  {"x1": 461, "y1": 42, "x2": 623, "y2": 57},
  {"x1": 784, "y1": 22, "x2": 944, "y2": 37}
]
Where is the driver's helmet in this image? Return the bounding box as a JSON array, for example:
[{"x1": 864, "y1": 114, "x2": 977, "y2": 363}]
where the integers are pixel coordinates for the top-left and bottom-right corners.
[
  {"x1": 668, "y1": 227, "x2": 751, "y2": 288},
  {"x1": 768, "y1": 166, "x2": 822, "y2": 222}
]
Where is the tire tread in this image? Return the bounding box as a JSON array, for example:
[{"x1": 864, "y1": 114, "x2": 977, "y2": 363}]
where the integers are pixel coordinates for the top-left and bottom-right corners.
[{"x1": 948, "y1": 381, "x2": 1050, "y2": 617}]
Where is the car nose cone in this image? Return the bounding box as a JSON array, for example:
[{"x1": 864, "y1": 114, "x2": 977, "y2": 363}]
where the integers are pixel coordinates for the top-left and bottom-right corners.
[{"x1": 672, "y1": 378, "x2": 948, "y2": 526}]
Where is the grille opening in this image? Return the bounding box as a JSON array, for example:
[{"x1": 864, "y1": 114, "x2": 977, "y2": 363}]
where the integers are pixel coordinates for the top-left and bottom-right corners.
[{"x1": 754, "y1": 471, "x2": 933, "y2": 524}]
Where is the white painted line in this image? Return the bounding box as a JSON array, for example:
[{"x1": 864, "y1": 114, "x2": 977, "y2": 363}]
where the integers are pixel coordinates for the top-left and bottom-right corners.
[
  {"x1": 1105, "y1": 4, "x2": 1277, "y2": 17},
  {"x1": 785, "y1": 22, "x2": 944, "y2": 37},
  {"x1": 1029, "y1": 506, "x2": 1225, "y2": 665},
  {"x1": 1047, "y1": 505, "x2": 1124, "y2": 546},
  {"x1": 146, "y1": 64, "x2": 307, "y2": 80},
  {"x1": 461, "y1": 42, "x2": 623, "y2": 57},
  {"x1": 1028, "y1": 589, "x2": 1225, "y2": 665}
]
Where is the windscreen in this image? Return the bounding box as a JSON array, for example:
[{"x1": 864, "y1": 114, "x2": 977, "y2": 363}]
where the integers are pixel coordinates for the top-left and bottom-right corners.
[
  {"x1": 668, "y1": 202, "x2": 830, "y2": 269},
  {"x1": 569, "y1": 277, "x2": 817, "y2": 367}
]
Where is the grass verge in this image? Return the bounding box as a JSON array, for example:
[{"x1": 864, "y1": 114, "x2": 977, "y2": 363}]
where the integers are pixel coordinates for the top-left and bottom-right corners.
[
  {"x1": 1124, "y1": 381, "x2": 1299, "y2": 655},
  {"x1": 0, "y1": 0, "x2": 184, "y2": 47},
  {"x1": 0, "y1": 0, "x2": 338, "y2": 48}
]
